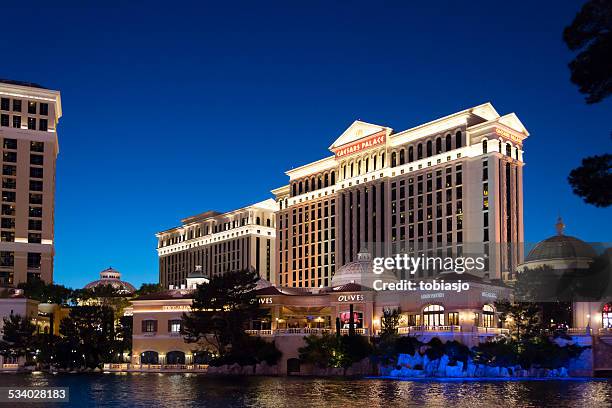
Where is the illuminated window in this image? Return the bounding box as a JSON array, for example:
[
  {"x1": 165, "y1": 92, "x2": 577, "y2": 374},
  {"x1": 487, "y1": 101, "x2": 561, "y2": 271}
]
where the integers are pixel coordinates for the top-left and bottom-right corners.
[
  {"x1": 448, "y1": 312, "x2": 459, "y2": 326},
  {"x1": 603, "y1": 304, "x2": 612, "y2": 328},
  {"x1": 483, "y1": 305, "x2": 495, "y2": 327},
  {"x1": 423, "y1": 304, "x2": 444, "y2": 326}
]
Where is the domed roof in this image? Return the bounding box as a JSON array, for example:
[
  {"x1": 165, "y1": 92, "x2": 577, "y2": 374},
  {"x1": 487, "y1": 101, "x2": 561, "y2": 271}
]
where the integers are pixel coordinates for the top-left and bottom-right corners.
[
  {"x1": 83, "y1": 267, "x2": 136, "y2": 294},
  {"x1": 331, "y1": 249, "x2": 373, "y2": 287},
  {"x1": 525, "y1": 218, "x2": 597, "y2": 262}
]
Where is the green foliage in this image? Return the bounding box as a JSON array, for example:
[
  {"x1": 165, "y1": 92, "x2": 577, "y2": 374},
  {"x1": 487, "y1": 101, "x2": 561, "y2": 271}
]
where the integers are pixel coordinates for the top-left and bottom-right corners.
[
  {"x1": 299, "y1": 333, "x2": 372, "y2": 369},
  {"x1": 472, "y1": 337, "x2": 519, "y2": 367},
  {"x1": 443, "y1": 340, "x2": 470, "y2": 367},
  {"x1": 563, "y1": 0, "x2": 612, "y2": 104},
  {"x1": 0, "y1": 314, "x2": 38, "y2": 361},
  {"x1": 181, "y1": 269, "x2": 265, "y2": 357},
  {"x1": 424, "y1": 337, "x2": 445, "y2": 361},
  {"x1": 135, "y1": 283, "x2": 164, "y2": 297},
  {"x1": 568, "y1": 154, "x2": 612, "y2": 208},
  {"x1": 17, "y1": 280, "x2": 74, "y2": 306},
  {"x1": 211, "y1": 336, "x2": 281, "y2": 367},
  {"x1": 495, "y1": 299, "x2": 541, "y2": 342},
  {"x1": 58, "y1": 305, "x2": 116, "y2": 369}
]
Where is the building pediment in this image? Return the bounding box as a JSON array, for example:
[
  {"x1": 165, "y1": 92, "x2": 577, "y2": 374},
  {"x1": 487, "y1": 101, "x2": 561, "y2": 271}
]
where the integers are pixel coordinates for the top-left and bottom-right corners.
[{"x1": 329, "y1": 120, "x2": 391, "y2": 151}]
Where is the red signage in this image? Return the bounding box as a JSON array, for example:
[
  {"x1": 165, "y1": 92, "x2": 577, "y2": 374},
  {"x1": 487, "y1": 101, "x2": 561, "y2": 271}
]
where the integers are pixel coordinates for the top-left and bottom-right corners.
[{"x1": 334, "y1": 131, "x2": 386, "y2": 158}]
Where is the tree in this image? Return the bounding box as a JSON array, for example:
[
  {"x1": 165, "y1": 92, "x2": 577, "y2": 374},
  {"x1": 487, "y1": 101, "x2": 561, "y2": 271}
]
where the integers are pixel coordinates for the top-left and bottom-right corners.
[
  {"x1": 563, "y1": 0, "x2": 612, "y2": 104},
  {"x1": 299, "y1": 333, "x2": 372, "y2": 370},
  {"x1": 17, "y1": 279, "x2": 74, "y2": 306},
  {"x1": 76, "y1": 284, "x2": 131, "y2": 321},
  {"x1": 135, "y1": 283, "x2": 164, "y2": 297},
  {"x1": 181, "y1": 269, "x2": 264, "y2": 358},
  {"x1": 568, "y1": 153, "x2": 612, "y2": 207},
  {"x1": 495, "y1": 299, "x2": 541, "y2": 343},
  {"x1": 0, "y1": 314, "x2": 38, "y2": 362},
  {"x1": 58, "y1": 305, "x2": 115, "y2": 369}
]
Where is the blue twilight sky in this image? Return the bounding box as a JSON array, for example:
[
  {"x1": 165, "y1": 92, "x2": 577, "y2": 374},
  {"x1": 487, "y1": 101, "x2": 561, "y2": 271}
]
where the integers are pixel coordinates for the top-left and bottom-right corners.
[{"x1": 1, "y1": 1, "x2": 610, "y2": 289}]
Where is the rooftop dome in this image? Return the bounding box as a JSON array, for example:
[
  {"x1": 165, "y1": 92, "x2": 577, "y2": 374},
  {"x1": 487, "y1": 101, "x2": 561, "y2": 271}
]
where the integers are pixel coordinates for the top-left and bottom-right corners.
[
  {"x1": 525, "y1": 217, "x2": 597, "y2": 263},
  {"x1": 83, "y1": 267, "x2": 136, "y2": 294},
  {"x1": 331, "y1": 248, "x2": 398, "y2": 288}
]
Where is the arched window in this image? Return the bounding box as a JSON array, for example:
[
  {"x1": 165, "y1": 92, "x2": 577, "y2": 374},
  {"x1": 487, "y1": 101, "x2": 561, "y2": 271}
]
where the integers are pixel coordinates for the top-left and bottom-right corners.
[
  {"x1": 343, "y1": 165, "x2": 347, "y2": 179},
  {"x1": 266, "y1": 219, "x2": 271, "y2": 227},
  {"x1": 399, "y1": 149, "x2": 405, "y2": 165},
  {"x1": 456, "y1": 131, "x2": 462, "y2": 148},
  {"x1": 318, "y1": 176, "x2": 322, "y2": 189},
  {"x1": 506, "y1": 143, "x2": 512, "y2": 157},
  {"x1": 603, "y1": 303, "x2": 612, "y2": 328},
  {"x1": 292, "y1": 184, "x2": 297, "y2": 196},
  {"x1": 391, "y1": 152, "x2": 397, "y2": 167},
  {"x1": 483, "y1": 304, "x2": 495, "y2": 328},
  {"x1": 256, "y1": 217, "x2": 261, "y2": 225},
  {"x1": 373, "y1": 155, "x2": 377, "y2": 170},
  {"x1": 331, "y1": 171, "x2": 335, "y2": 184},
  {"x1": 417, "y1": 143, "x2": 423, "y2": 160},
  {"x1": 166, "y1": 351, "x2": 185, "y2": 365},
  {"x1": 381, "y1": 153, "x2": 385, "y2": 167},
  {"x1": 311, "y1": 177, "x2": 316, "y2": 191},
  {"x1": 482, "y1": 139, "x2": 488, "y2": 154},
  {"x1": 445, "y1": 134, "x2": 451, "y2": 151},
  {"x1": 141, "y1": 351, "x2": 159, "y2": 365},
  {"x1": 298, "y1": 181, "x2": 303, "y2": 194},
  {"x1": 423, "y1": 304, "x2": 445, "y2": 326},
  {"x1": 408, "y1": 146, "x2": 414, "y2": 162},
  {"x1": 304, "y1": 179, "x2": 309, "y2": 193},
  {"x1": 514, "y1": 147, "x2": 519, "y2": 160},
  {"x1": 350, "y1": 162, "x2": 354, "y2": 177},
  {"x1": 357, "y1": 160, "x2": 361, "y2": 175},
  {"x1": 426, "y1": 140, "x2": 432, "y2": 157},
  {"x1": 436, "y1": 137, "x2": 442, "y2": 154},
  {"x1": 279, "y1": 200, "x2": 283, "y2": 210},
  {"x1": 324, "y1": 173, "x2": 329, "y2": 187},
  {"x1": 365, "y1": 158, "x2": 369, "y2": 173}
]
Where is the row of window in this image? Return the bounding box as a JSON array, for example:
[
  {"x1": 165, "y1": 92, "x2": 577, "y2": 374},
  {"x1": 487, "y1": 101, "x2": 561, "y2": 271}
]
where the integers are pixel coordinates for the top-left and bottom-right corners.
[
  {"x1": 0, "y1": 251, "x2": 41, "y2": 269},
  {"x1": 0, "y1": 114, "x2": 48, "y2": 131},
  {"x1": 0, "y1": 98, "x2": 48, "y2": 115}
]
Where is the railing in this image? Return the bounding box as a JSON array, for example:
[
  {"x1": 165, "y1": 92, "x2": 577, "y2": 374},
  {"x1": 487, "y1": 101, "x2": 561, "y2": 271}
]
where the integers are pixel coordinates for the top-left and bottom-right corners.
[
  {"x1": 568, "y1": 328, "x2": 589, "y2": 335},
  {"x1": 599, "y1": 328, "x2": 612, "y2": 336},
  {"x1": 476, "y1": 327, "x2": 510, "y2": 335},
  {"x1": 245, "y1": 328, "x2": 367, "y2": 336},
  {"x1": 0, "y1": 363, "x2": 19, "y2": 370},
  {"x1": 103, "y1": 363, "x2": 209, "y2": 372}
]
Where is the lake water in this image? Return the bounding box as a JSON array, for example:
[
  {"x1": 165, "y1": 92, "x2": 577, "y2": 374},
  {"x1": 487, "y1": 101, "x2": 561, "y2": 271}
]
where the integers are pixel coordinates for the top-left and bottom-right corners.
[{"x1": 0, "y1": 374, "x2": 611, "y2": 407}]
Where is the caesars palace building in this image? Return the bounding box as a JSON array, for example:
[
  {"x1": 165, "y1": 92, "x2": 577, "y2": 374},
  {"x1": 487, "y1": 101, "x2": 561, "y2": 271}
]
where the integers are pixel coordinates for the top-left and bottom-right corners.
[
  {"x1": 132, "y1": 102, "x2": 530, "y2": 370},
  {"x1": 157, "y1": 102, "x2": 527, "y2": 287}
]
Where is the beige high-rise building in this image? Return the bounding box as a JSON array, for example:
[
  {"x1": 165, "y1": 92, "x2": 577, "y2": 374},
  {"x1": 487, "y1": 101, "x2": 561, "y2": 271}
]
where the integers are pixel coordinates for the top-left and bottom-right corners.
[
  {"x1": 0, "y1": 79, "x2": 61, "y2": 286},
  {"x1": 156, "y1": 199, "x2": 278, "y2": 289},
  {"x1": 273, "y1": 103, "x2": 529, "y2": 287}
]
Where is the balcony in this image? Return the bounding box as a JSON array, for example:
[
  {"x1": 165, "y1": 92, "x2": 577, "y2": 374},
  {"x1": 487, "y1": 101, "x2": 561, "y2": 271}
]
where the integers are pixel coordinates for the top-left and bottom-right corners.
[
  {"x1": 475, "y1": 327, "x2": 510, "y2": 335},
  {"x1": 245, "y1": 328, "x2": 368, "y2": 337}
]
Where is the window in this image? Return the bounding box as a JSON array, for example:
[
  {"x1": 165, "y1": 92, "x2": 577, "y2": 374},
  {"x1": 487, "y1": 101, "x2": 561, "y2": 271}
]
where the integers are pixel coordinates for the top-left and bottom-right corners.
[
  {"x1": 28, "y1": 220, "x2": 42, "y2": 231},
  {"x1": 39, "y1": 119, "x2": 47, "y2": 131},
  {"x1": 3, "y1": 152, "x2": 16, "y2": 163},
  {"x1": 40, "y1": 103, "x2": 48, "y2": 116},
  {"x1": 28, "y1": 233, "x2": 41, "y2": 243},
  {"x1": 423, "y1": 304, "x2": 445, "y2": 326},
  {"x1": 168, "y1": 319, "x2": 182, "y2": 333},
  {"x1": 142, "y1": 320, "x2": 157, "y2": 333},
  {"x1": 0, "y1": 98, "x2": 9, "y2": 111},
  {"x1": 29, "y1": 193, "x2": 43, "y2": 204},
  {"x1": 2, "y1": 204, "x2": 15, "y2": 215},
  {"x1": 3, "y1": 139, "x2": 17, "y2": 149},
  {"x1": 29, "y1": 180, "x2": 43, "y2": 192},
  {"x1": 0, "y1": 114, "x2": 8, "y2": 127},
  {"x1": 27, "y1": 252, "x2": 41, "y2": 269},
  {"x1": 12, "y1": 116, "x2": 20, "y2": 128},
  {"x1": 0, "y1": 251, "x2": 14, "y2": 267},
  {"x1": 448, "y1": 312, "x2": 459, "y2": 326},
  {"x1": 445, "y1": 134, "x2": 451, "y2": 151},
  {"x1": 12, "y1": 100, "x2": 21, "y2": 112},
  {"x1": 28, "y1": 101, "x2": 37, "y2": 114},
  {"x1": 30, "y1": 154, "x2": 43, "y2": 165},
  {"x1": 29, "y1": 206, "x2": 42, "y2": 218},
  {"x1": 483, "y1": 304, "x2": 495, "y2": 327},
  {"x1": 2, "y1": 178, "x2": 15, "y2": 189},
  {"x1": 456, "y1": 131, "x2": 462, "y2": 148},
  {"x1": 1, "y1": 231, "x2": 14, "y2": 242},
  {"x1": 1, "y1": 218, "x2": 15, "y2": 229},
  {"x1": 30, "y1": 167, "x2": 43, "y2": 178},
  {"x1": 2, "y1": 165, "x2": 16, "y2": 176},
  {"x1": 506, "y1": 143, "x2": 512, "y2": 156},
  {"x1": 2, "y1": 191, "x2": 16, "y2": 202},
  {"x1": 603, "y1": 303, "x2": 612, "y2": 328},
  {"x1": 482, "y1": 139, "x2": 487, "y2": 154}
]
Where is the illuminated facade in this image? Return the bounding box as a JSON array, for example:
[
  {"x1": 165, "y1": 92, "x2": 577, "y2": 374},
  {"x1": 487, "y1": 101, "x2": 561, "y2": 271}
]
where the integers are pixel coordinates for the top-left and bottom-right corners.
[
  {"x1": 0, "y1": 80, "x2": 61, "y2": 286},
  {"x1": 156, "y1": 199, "x2": 278, "y2": 288},
  {"x1": 273, "y1": 103, "x2": 528, "y2": 287}
]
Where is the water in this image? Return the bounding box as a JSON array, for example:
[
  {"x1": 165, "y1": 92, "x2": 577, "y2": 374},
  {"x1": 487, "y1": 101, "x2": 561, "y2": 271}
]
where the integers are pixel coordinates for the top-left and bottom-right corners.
[{"x1": 0, "y1": 374, "x2": 611, "y2": 407}]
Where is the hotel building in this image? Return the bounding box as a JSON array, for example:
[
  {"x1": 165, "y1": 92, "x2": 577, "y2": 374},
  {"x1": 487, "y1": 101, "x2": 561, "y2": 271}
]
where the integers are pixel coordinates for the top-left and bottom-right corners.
[
  {"x1": 0, "y1": 80, "x2": 61, "y2": 286},
  {"x1": 273, "y1": 102, "x2": 528, "y2": 287},
  {"x1": 156, "y1": 199, "x2": 278, "y2": 288}
]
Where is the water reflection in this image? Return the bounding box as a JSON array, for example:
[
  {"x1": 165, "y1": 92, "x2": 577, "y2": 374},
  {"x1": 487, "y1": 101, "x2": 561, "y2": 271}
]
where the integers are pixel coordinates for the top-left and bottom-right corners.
[{"x1": 0, "y1": 374, "x2": 611, "y2": 408}]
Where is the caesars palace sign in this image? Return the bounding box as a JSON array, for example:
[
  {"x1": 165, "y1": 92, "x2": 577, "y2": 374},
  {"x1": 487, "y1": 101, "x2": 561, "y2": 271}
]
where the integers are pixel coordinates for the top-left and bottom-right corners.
[
  {"x1": 334, "y1": 132, "x2": 386, "y2": 159},
  {"x1": 495, "y1": 127, "x2": 523, "y2": 145}
]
